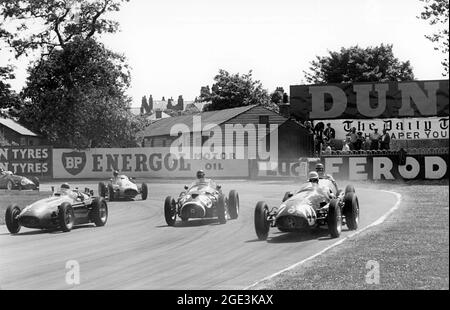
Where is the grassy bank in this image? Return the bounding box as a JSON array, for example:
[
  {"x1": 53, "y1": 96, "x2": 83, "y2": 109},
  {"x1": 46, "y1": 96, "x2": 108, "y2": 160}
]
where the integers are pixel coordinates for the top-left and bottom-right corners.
[{"x1": 253, "y1": 182, "x2": 449, "y2": 290}]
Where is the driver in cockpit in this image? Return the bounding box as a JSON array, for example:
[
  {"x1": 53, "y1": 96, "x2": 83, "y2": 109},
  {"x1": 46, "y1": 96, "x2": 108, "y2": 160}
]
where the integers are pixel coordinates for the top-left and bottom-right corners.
[{"x1": 59, "y1": 182, "x2": 78, "y2": 199}]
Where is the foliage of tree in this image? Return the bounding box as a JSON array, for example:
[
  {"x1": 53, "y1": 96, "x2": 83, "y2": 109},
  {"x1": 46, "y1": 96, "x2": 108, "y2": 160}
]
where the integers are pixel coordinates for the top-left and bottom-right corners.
[
  {"x1": 270, "y1": 87, "x2": 284, "y2": 104},
  {"x1": 419, "y1": 0, "x2": 449, "y2": 75},
  {"x1": 202, "y1": 69, "x2": 273, "y2": 112},
  {"x1": 303, "y1": 44, "x2": 415, "y2": 84},
  {"x1": 199, "y1": 85, "x2": 211, "y2": 102},
  {"x1": 0, "y1": 0, "x2": 129, "y2": 57},
  {"x1": 0, "y1": 65, "x2": 21, "y2": 116},
  {"x1": 15, "y1": 37, "x2": 146, "y2": 148}
]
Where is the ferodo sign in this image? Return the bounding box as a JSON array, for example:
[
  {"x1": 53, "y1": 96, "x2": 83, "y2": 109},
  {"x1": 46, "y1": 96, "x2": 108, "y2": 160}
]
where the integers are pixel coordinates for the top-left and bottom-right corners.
[
  {"x1": 0, "y1": 146, "x2": 52, "y2": 176},
  {"x1": 53, "y1": 148, "x2": 249, "y2": 178},
  {"x1": 322, "y1": 155, "x2": 448, "y2": 180}
]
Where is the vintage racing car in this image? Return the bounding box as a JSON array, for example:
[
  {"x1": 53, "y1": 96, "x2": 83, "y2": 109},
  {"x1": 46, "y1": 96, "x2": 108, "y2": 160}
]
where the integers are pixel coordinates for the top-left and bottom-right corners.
[
  {"x1": 0, "y1": 170, "x2": 39, "y2": 191},
  {"x1": 164, "y1": 180, "x2": 239, "y2": 225},
  {"x1": 4, "y1": 186, "x2": 108, "y2": 234},
  {"x1": 98, "y1": 175, "x2": 148, "y2": 201},
  {"x1": 254, "y1": 178, "x2": 359, "y2": 240}
]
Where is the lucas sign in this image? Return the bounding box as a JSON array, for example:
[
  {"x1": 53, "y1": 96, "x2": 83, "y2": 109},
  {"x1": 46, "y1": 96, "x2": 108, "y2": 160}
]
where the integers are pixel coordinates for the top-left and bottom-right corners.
[{"x1": 290, "y1": 80, "x2": 449, "y2": 120}]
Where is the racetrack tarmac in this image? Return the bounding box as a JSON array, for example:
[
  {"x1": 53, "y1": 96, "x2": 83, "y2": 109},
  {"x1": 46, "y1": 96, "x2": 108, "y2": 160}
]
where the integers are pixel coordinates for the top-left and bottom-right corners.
[{"x1": 0, "y1": 180, "x2": 398, "y2": 290}]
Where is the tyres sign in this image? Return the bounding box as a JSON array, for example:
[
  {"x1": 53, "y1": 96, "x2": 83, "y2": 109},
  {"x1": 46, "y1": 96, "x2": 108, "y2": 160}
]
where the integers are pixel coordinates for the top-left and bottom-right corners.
[{"x1": 0, "y1": 146, "x2": 52, "y2": 177}]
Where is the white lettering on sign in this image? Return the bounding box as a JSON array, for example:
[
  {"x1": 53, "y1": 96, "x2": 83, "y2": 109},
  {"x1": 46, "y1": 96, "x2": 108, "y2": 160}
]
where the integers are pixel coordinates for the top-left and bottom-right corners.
[
  {"x1": 372, "y1": 157, "x2": 395, "y2": 180},
  {"x1": 349, "y1": 157, "x2": 368, "y2": 180},
  {"x1": 425, "y1": 156, "x2": 447, "y2": 179}
]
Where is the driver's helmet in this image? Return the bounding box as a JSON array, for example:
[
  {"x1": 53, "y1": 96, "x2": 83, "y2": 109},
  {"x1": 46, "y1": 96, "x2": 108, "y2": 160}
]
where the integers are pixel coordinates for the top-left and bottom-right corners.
[
  {"x1": 60, "y1": 182, "x2": 70, "y2": 194},
  {"x1": 196, "y1": 170, "x2": 205, "y2": 179},
  {"x1": 113, "y1": 170, "x2": 119, "y2": 177},
  {"x1": 315, "y1": 163, "x2": 325, "y2": 177},
  {"x1": 0, "y1": 167, "x2": 4, "y2": 173},
  {"x1": 308, "y1": 171, "x2": 319, "y2": 183}
]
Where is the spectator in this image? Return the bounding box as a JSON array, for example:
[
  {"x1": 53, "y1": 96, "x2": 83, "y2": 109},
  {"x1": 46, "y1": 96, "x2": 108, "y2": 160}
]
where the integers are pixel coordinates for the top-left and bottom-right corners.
[
  {"x1": 304, "y1": 121, "x2": 314, "y2": 134},
  {"x1": 323, "y1": 123, "x2": 335, "y2": 143},
  {"x1": 363, "y1": 137, "x2": 371, "y2": 151},
  {"x1": 369, "y1": 128, "x2": 381, "y2": 150},
  {"x1": 380, "y1": 129, "x2": 391, "y2": 150},
  {"x1": 347, "y1": 127, "x2": 358, "y2": 150},
  {"x1": 323, "y1": 142, "x2": 332, "y2": 155},
  {"x1": 342, "y1": 138, "x2": 351, "y2": 153},
  {"x1": 352, "y1": 131, "x2": 364, "y2": 150}
]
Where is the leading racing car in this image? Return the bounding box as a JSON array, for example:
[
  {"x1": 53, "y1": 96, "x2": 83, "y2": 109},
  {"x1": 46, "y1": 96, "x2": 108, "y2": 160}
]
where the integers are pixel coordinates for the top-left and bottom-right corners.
[
  {"x1": 164, "y1": 179, "x2": 239, "y2": 226},
  {"x1": 254, "y1": 173, "x2": 359, "y2": 240},
  {"x1": 4, "y1": 183, "x2": 108, "y2": 234},
  {"x1": 98, "y1": 173, "x2": 148, "y2": 201}
]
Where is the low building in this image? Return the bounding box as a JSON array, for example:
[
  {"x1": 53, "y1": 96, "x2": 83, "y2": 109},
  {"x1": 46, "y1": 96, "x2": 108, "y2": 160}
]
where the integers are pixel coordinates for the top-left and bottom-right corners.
[
  {"x1": 0, "y1": 118, "x2": 43, "y2": 146},
  {"x1": 142, "y1": 105, "x2": 313, "y2": 159}
]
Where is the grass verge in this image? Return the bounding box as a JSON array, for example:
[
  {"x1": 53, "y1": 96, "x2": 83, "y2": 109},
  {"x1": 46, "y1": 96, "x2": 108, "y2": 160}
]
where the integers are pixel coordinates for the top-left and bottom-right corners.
[
  {"x1": 0, "y1": 191, "x2": 52, "y2": 225},
  {"x1": 252, "y1": 182, "x2": 449, "y2": 290}
]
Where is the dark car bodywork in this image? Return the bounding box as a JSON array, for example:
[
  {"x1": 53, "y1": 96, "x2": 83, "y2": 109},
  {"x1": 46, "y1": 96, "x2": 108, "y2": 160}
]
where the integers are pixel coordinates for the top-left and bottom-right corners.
[
  {"x1": 164, "y1": 180, "x2": 239, "y2": 225},
  {"x1": 0, "y1": 171, "x2": 39, "y2": 190},
  {"x1": 254, "y1": 179, "x2": 360, "y2": 240}
]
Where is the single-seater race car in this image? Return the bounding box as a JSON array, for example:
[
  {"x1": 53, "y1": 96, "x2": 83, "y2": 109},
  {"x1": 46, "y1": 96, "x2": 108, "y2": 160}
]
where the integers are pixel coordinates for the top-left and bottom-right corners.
[
  {"x1": 98, "y1": 175, "x2": 148, "y2": 201},
  {"x1": 0, "y1": 170, "x2": 39, "y2": 191},
  {"x1": 164, "y1": 180, "x2": 239, "y2": 226},
  {"x1": 4, "y1": 185, "x2": 108, "y2": 234},
  {"x1": 254, "y1": 177, "x2": 359, "y2": 240}
]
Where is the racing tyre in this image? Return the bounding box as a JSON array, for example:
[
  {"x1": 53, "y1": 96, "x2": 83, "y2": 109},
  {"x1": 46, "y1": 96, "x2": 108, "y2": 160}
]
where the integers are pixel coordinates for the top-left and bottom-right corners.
[
  {"x1": 254, "y1": 201, "x2": 270, "y2": 240},
  {"x1": 217, "y1": 194, "x2": 227, "y2": 224},
  {"x1": 228, "y1": 190, "x2": 239, "y2": 220},
  {"x1": 31, "y1": 177, "x2": 40, "y2": 191},
  {"x1": 91, "y1": 197, "x2": 108, "y2": 227},
  {"x1": 344, "y1": 192, "x2": 359, "y2": 230},
  {"x1": 58, "y1": 203, "x2": 75, "y2": 232},
  {"x1": 345, "y1": 184, "x2": 355, "y2": 194},
  {"x1": 98, "y1": 182, "x2": 107, "y2": 198},
  {"x1": 327, "y1": 199, "x2": 342, "y2": 238},
  {"x1": 282, "y1": 191, "x2": 293, "y2": 202},
  {"x1": 5, "y1": 204, "x2": 21, "y2": 234},
  {"x1": 164, "y1": 196, "x2": 177, "y2": 226},
  {"x1": 108, "y1": 183, "x2": 115, "y2": 201},
  {"x1": 141, "y1": 183, "x2": 148, "y2": 200},
  {"x1": 6, "y1": 180, "x2": 13, "y2": 191}
]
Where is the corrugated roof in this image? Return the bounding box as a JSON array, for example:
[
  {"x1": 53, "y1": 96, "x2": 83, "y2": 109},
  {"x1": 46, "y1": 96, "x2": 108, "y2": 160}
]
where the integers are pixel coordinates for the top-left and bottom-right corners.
[
  {"x1": 143, "y1": 105, "x2": 257, "y2": 137},
  {"x1": 0, "y1": 118, "x2": 38, "y2": 136}
]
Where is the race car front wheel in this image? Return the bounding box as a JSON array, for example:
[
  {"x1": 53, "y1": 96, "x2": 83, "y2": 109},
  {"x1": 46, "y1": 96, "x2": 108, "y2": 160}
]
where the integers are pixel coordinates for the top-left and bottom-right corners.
[
  {"x1": 5, "y1": 205, "x2": 21, "y2": 234},
  {"x1": 141, "y1": 183, "x2": 148, "y2": 200},
  {"x1": 344, "y1": 192, "x2": 359, "y2": 230},
  {"x1": 91, "y1": 197, "x2": 108, "y2": 227},
  {"x1": 164, "y1": 196, "x2": 177, "y2": 226},
  {"x1": 58, "y1": 203, "x2": 75, "y2": 232},
  {"x1": 228, "y1": 190, "x2": 239, "y2": 220},
  {"x1": 254, "y1": 201, "x2": 270, "y2": 240},
  {"x1": 217, "y1": 194, "x2": 227, "y2": 224},
  {"x1": 108, "y1": 183, "x2": 115, "y2": 201},
  {"x1": 327, "y1": 199, "x2": 342, "y2": 238}
]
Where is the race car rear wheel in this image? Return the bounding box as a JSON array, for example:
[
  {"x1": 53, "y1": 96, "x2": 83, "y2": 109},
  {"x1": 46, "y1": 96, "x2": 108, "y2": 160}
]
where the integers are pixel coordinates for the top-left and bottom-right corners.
[
  {"x1": 91, "y1": 197, "x2": 108, "y2": 227},
  {"x1": 5, "y1": 204, "x2": 21, "y2": 234},
  {"x1": 217, "y1": 194, "x2": 227, "y2": 224},
  {"x1": 254, "y1": 201, "x2": 270, "y2": 240},
  {"x1": 345, "y1": 184, "x2": 355, "y2": 194},
  {"x1": 141, "y1": 183, "x2": 148, "y2": 200},
  {"x1": 164, "y1": 196, "x2": 177, "y2": 226},
  {"x1": 98, "y1": 182, "x2": 107, "y2": 198},
  {"x1": 108, "y1": 183, "x2": 115, "y2": 201},
  {"x1": 344, "y1": 192, "x2": 359, "y2": 230},
  {"x1": 31, "y1": 177, "x2": 40, "y2": 191},
  {"x1": 228, "y1": 190, "x2": 239, "y2": 220},
  {"x1": 327, "y1": 199, "x2": 342, "y2": 238},
  {"x1": 282, "y1": 191, "x2": 293, "y2": 202},
  {"x1": 58, "y1": 203, "x2": 75, "y2": 232}
]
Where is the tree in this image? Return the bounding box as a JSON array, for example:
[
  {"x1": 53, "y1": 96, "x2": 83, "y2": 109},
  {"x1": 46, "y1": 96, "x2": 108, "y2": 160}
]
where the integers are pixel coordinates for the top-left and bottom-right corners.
[
  {"x1": 203, "y1": 69, "x2": 272, "y2": 112},
  {"x1": 199, "y1": 85, "x2": 211, "y2": 102},
  {"x1": 304, "y1": 44, "x2": 415, "y2": 84},
  {"x1": 270, "y1": 87, "x2": 284, "y2": 104},
  {"x1": 15, "y1": 37, "x2": 146, "y2": 148},
  {"x1": 0, "y1": 0, "x2": 129, "y2": 57},
  {"x1": 419, "y1": 0, "x2": 449, "y2": 75},
  {"x1": 0, "y1": 65, "x2": 21, "y2": 116}
]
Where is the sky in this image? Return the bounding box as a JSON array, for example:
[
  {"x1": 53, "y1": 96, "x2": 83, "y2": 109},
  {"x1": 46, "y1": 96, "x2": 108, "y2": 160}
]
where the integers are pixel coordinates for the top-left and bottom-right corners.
[{"x1": 2, "y1": 0, "x2": 448, "y2": 107}]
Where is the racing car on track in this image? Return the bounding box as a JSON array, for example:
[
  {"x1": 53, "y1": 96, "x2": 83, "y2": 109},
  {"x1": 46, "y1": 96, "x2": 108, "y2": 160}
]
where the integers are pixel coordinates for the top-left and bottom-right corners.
[
  {"x1": 164, "y1": 180, "x2": 239, "y2": 225},
  {"x1": 0, "y1": 169, "x2": 39, "y2": 191},
  {"x1": 254, "y1": 175, "x2": 359, "y2": 240},
  {"x1": 98, "y1": 174, "x2": 148, "y2": 201},
  {"x1": 4, "y1": 184, "x2": 108, "y2": 234}
]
